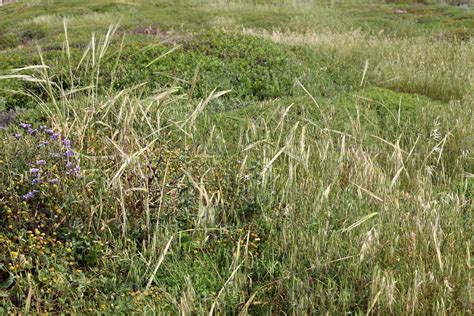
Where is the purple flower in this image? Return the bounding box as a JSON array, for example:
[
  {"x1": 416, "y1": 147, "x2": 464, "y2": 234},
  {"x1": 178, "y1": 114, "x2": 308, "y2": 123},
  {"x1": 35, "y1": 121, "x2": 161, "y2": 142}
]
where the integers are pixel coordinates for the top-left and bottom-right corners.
[
  {"x1": 19, "y1": 123, "x2": 31, "y2": 129},
  {"x1": 62, "y1": 139, "x2": 71, "y2": 147},
  {"x1": 48, "y1": 178, "x2": 59, "y2": 184},
  {"x1": 50, "y1": 133, "x2": 59, "y2": 140},
  {"x1": 39, "y1": 125, "x2": 47, "y2": 130},
  {"x1": 64, "y1": 149, "x2": 74, "y2": 158},
  {"x1": 66, "y1": 161, "x2": 74, "y2": 168},
  {"x1": 30, "y1": 168, "x2": 40, "y2": 173},
  {"x1": 67, "y1": 166, "x2": 81, "y2": 177},
  {"x1": 22, "y1": 190, "x2": 39, "y2": 200},
  {"x1": 36, "y1": 160, "x2": 46, "y2": 165},
  {"x1": 37, "y1": 141, "x2": 50, "y2": 147},
  {"x1": 27, "y1": 128, "x2": 38, "y2": 135},
  {"x1": 14, "y1": 133, "x2": 22, "y2": 139},
  {"x1": 32, "y1": 177, "x2": 42, "y2": 185}
]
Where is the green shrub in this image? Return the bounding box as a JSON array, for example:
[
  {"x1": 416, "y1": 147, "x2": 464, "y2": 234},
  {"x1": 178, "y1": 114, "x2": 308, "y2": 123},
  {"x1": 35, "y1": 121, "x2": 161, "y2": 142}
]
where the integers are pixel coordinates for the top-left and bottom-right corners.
[{"x1": 184, "y1": 31, "x2": 302, "y2": 100}]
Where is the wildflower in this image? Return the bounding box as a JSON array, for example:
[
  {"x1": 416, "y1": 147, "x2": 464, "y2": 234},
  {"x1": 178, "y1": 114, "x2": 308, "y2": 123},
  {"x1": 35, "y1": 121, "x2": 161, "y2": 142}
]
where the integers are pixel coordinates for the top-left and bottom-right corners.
[
  {"x1": 30, "y1": 168, "x2": 40, "y2": 173},
  {"x1": 67, "y1": 166, "x2": 81, "y2": 177},
  {"x1": 45, "y1": 129, "x2": 54, "y2": 135},
  {"x1": 32, "y1": 177, "x2": 42, "y2": 185},
  {"x1": 37, "y1": 141, "x2": 50, "y2": 147},
  {"x1": 14, "y1": 133, "x2": 21, "y2": 139},
  {"x1": 50, "y1": 133, "x2": 59, "y2": 141},
  {"x1": 19, "y1": 123, "x2": 31, "y2": 129},
  {"x1": 66, "y1": 161, "x2": 74, "y2": 168},
  {"x1": 39, "y1": 125, "x2": 47, "y2": 130},
  {"x1": 36, "y1": 160, "x2": 46, "y2": 165},
  {"x1": 62, "y1": 139, "x2": 71, "y2": 147},
  {"x1": 48, "y1": 178, "x2": 59, "y2": 184},
  {"x1": 27, "y1": 128, "x2": 38, "y2": 135},
  {"x1": 64, "y1": 149, "x2": 74, "y2": 158},
  {"x1": 22, "y1": 190, "x2": 39, "y2": 200}
]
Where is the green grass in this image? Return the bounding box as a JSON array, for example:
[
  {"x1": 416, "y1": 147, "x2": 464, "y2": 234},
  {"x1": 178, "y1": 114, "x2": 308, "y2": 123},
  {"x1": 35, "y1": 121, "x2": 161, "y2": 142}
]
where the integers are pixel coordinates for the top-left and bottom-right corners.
[{"x1": 0, "y1": 0, "x2": 473, "y2": 314}]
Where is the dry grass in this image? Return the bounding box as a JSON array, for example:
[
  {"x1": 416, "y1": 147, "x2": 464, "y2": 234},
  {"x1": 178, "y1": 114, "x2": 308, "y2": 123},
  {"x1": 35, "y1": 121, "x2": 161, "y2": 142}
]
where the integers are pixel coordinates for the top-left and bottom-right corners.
[
  {"x1": 20, "y1": 12, "x2": 119, "y2": 28},
  {"x1": 242, "y1": 28, "x2": 473, "y2": 101}
]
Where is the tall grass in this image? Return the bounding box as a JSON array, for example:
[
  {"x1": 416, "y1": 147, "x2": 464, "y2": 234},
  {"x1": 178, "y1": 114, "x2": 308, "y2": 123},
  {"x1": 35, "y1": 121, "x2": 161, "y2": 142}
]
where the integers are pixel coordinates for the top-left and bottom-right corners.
[
  {"x1": 241, "y1": 28, "x2": 473, "y2": 102},
  {"x1": 1, "y1": 21, "x2": 472, "y2": 314}
]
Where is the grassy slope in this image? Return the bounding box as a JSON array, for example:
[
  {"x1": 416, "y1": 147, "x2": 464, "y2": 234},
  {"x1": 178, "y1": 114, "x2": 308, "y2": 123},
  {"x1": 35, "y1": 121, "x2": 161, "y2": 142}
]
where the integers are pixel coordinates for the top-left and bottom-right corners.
[
  {"x1": 0, "y1": 0, "x2": 473, "y2": 314},
  {"x1": 1, "y1": 0, "x2": 473, "y2": 47}
]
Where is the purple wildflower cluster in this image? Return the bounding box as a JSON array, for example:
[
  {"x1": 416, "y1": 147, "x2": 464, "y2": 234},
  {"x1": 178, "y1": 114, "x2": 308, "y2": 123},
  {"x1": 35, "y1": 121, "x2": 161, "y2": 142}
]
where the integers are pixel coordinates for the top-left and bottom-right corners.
[
  {"x1": 15, "y1": 122, "x2": 82, "y2": 200},
  {"x1": 62, "y1": 138, "x2": 81, "y2": 177},
  {"x1": 19, "y1": 123, "x2": 38, "y2": 136},
  {"x1": 22, "y1": 190, "x2": 39, "y2": 200}
]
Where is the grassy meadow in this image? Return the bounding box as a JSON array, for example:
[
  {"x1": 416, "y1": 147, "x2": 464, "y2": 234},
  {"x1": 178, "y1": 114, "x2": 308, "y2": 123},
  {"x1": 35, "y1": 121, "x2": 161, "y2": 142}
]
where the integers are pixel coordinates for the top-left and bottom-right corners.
[{"x1": 0, "y1": 0, "x2": 473, "y2": 314}]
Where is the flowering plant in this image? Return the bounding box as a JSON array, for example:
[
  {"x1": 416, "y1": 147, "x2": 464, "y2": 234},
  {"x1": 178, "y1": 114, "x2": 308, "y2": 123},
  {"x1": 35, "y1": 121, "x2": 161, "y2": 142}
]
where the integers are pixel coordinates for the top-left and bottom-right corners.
[
  {"x1": 4, "y1": 122, "x2": 82, "y2": 199},
  {"x1": 0, "y1": 122, "x2": 92, "y2": 281}
]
